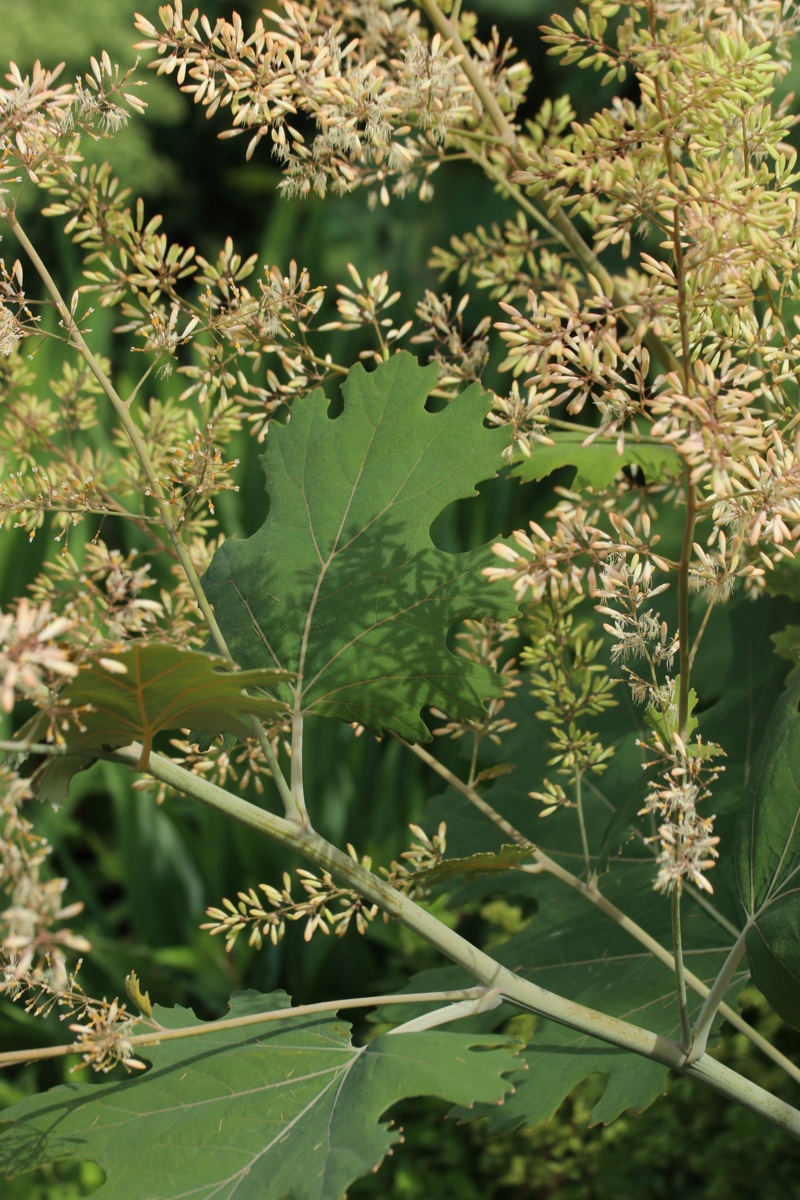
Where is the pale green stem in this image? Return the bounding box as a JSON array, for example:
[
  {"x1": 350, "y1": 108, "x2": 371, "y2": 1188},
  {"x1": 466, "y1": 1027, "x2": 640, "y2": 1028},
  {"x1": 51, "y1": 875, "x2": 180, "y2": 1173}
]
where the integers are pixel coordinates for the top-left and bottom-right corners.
[
  {"x1": 574, "y1": 770, "x2": 592, "y2": 882},
  {"x1": 677, "y1": 470, "x2": 698, "y2": 739},
  {"x1": 2, "y1": 205, "x2": 305, "y2": 827},
  {"x1": 458, "y1": 139, "x2": 561, "y2": 239},
  {"x1": 0, "y1": 988, "x2": 491, "y2": 1068},
  {"x1": 3, "y1": 735, "x2": 799, "y2": 1132},
  {"x1": 115, "y1": 742, "x2": 800, "y2": 1139},
  {"x1": 404, "y1": 740, "x2": 529, "y2": 847},
  {"x1": 687, "y1": 582, "x2": 722, "y2": 672},
  {"x1": 521, "y1": 860, "x2": 800, "y2": 1086},
  {"x1": 406, "y1": 739, "x2": 800, "y2": 1087},
  {"x1": 688, "y1": 929, "x2": 749, "y2": 1064},
  {"x1": 0, "y1": 740, "x2": 70, "y2": 756},
  {"x1": 467, "y1": 731, "x2": 481, "y2": 788},
  {"x1": 124, "y1": 358, "x2": 158, "y2": 409},
  {"x1": 291, "y1": 707, "x2": 307, "y2": 819},
  {"x1": 673, "y1": 889, "x2": 692, "y2": 1051},
  {"x1": 670, "y1": 466, "x2": 698, "y2": 1038}
]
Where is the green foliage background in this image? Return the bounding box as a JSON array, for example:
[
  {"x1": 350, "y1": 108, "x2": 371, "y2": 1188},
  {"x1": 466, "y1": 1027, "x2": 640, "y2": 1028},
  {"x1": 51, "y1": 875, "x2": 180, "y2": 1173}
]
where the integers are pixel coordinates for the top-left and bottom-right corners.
[{"x1": 1, "y1": 3, "x2": 800, "y2": 1196}]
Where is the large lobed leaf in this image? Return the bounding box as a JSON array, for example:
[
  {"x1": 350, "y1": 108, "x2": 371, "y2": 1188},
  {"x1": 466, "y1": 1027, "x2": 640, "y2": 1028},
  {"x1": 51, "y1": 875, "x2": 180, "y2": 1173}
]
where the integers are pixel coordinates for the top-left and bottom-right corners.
[
  {"x1": 377, "y1": 861, "x2": 733, "y2": 1131},
  {"x1": 736, "y1": 669, "x2": 800, "y2": 1030},
  {"x1": 0, "y1": 991, "x2": 520, "y2": 1200},
  {"x1": 200, "y1": 353, "x2": 518, "y2": 742}
]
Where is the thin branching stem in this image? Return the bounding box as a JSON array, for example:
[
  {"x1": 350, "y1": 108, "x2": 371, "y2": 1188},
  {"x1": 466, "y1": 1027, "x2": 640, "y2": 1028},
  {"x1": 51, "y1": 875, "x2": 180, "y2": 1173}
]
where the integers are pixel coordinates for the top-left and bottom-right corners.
[
  {"x1": 109, "y1": 741, "x2": 800, "y2": 1140},
  {"x1": 574, "y1": 770, "x2": 592, "y2": 881},
  {"x1": 677, "y1": 468, "x2": 698, "y2": 737},
  {"x1": 0, "y1": 988, "x2": 495, "y2": 1068},
  {"x1": 672, "y1": 888, "x2": 692, "y2": 1052},
  {"x1": 405, "y1": 738, "x2": 800, "y2": 1085},
  {"x1": 689, "y1": 930, "x2": 749, "y2": 1063},
  {"x1": 416, "y1": 0, "x2": 680, "y2": 376},
  {"x1": 1, "y1": 206, "x2": 305, "y2": 827}
]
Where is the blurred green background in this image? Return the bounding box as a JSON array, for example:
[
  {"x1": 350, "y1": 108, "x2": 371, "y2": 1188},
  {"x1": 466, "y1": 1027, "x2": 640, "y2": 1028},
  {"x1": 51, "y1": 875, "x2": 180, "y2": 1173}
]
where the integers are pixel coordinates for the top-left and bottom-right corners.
[{"x1": 1, "y1": 2, "x2": 799, "y2": 1196}]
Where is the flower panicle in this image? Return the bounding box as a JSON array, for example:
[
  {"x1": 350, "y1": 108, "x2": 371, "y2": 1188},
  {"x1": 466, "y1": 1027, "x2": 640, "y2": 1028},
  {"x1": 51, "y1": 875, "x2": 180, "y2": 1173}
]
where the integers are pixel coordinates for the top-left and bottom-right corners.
[{"x1": 202, "y1": 823, "x2": 447, "y2": 951}]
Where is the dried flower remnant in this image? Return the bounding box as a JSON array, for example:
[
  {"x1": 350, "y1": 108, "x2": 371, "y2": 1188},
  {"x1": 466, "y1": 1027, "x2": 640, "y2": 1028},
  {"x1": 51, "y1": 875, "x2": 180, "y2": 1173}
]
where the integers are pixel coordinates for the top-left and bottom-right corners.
[
  {"x1": 69, "y1": 996, "x2": 148, "y2": 1073},
  {"x1": 595, "y1": 554, "x2": 676, "y2": 700},
  {"x1": 0, "y1": 302, "x2": 22, "y2": 357},
  {"x1": 0, "y1": 259, "x2": 40, "y2": 347},
  {"x1": 487, "y1": 379, "x2": 555, "y2": 462},
  {"x1": 0, "y1": 957, "x2": 147, "y2": 1073},
  {"x1": 320, "y1": 263, "x2": 412, "y2": 361},
  {"x1": 72, "y1": 51, "x2": 147, "y2": 137},
  {"x1": 165, "y1": 424, "x2": 240, "y2": 520},
  {"x1": 411, "y1": 290, "x2": 491, "y2": 393}
]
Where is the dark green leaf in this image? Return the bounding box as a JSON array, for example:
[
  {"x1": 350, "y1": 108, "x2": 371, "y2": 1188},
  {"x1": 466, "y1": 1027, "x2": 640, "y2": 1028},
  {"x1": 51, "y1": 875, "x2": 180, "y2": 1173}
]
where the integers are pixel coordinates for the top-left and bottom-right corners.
[
  {"x1": 771, "y1": 625, "x2": 800, "y2": 663},
  {"x1": 0, "y1": 990, "x2": 519, "y2": 1200},
  {"x1": 736, "y1": 671, "x2": 800, "y2": 1030},
  {"x1": 201, "y1": 353, "x2": 518, "y2": 741}
]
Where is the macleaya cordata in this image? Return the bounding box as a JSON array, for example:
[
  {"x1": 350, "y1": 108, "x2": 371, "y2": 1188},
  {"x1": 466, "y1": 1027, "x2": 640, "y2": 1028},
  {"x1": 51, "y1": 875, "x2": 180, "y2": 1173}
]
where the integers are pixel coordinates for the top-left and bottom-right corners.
[{"x1": 1, "y1": 2, "x2": 800, "y2": 1197}]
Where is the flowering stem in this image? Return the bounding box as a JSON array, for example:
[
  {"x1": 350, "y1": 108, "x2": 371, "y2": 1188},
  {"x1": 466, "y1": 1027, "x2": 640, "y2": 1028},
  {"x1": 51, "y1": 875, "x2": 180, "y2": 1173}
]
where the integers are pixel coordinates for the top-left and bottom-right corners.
[
  {"x1": 111, "y1": 742, "x2": 800, "y2": 1138},
  {"x1": 416, "y1": 0, "x2": 680, "y2": 376},
  {"x1": 1, "y1": 206, "x2": 305, "y2": 827},
  {"x1": 574, "y1": 771, "x2": 592, "y2": 881},
  {"x1": 672, "y1": 889, "x2": 692, "y2": 1051},
  {"x1": 687, "y1": 583, "x2": 722, "y2": 672},
  {"x1": 0, "y1": 988, "x2": 494, "y2": 1068},
  {"x1": 408, "y1": 738, "x2": 800, "y2": 1084},
  {"x1": 677, "y1": 467, "x2": 698, "y2": 738}
]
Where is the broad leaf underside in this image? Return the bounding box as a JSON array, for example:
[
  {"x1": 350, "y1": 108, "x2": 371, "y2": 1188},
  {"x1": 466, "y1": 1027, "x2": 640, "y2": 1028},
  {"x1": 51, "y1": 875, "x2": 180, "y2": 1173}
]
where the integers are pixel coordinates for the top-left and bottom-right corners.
[
  {"x1": 201, "y1": 353, "x2": 518, "y2": 741},
  {"x1": 0, "y1": 991, "x2": 519, "y2": 1200}
]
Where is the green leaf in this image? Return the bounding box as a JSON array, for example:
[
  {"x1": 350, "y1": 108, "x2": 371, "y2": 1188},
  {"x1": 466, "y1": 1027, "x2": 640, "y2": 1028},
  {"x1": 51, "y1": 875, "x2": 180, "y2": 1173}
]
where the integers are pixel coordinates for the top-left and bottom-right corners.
[
  {"x1": 376, "y1": 864, "x2": 734, "y2": 1132},
  {"x1": 28, "y1": 644, "x2": 290, "y2": 803},
  {"x1": 513, "y1": 431, "x2": 682, "y2": 491},
  {"x1": 771, "y1": 625, "x2": 800, "y2": 663},
  {"x1": 477, "y1": 864, "x2": 729, "y2": 1129},
  {"x1": 413, "y1": 843, "x2": 535, "y2": 886},
  {"x1": 736, "y1": 670, "x2": 800, "y2": 1030},
  {"x1": 0, "y1": 991, "x2": 520, "y2": 1200},
  {"x1": 643, "y1": 675, "x2": 699, "y2": 743},
  {"x1": 201, "y1": 353, "x2": 518, "y2": 741}
]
